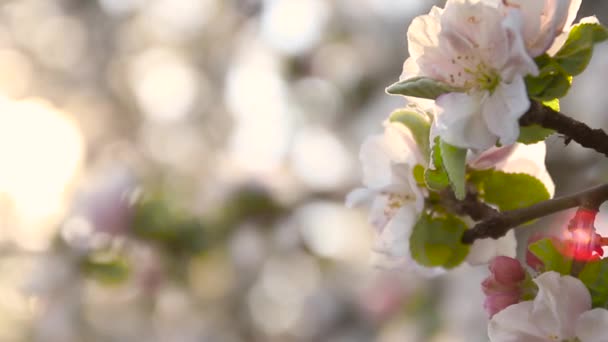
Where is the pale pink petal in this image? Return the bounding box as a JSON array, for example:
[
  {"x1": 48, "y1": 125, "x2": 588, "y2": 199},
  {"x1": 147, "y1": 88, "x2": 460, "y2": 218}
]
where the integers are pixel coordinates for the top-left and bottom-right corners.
[
  {"x1": 436, "y1": 92, "x2": 497, "y2": 150},
  {"x1": 345, "y1": 188, "x2": 374, "y2": 208},
  {"x1": 406, "y1": 6, "x2": 443, "y2": 60},
  {"x1": 530, "y1": 272, "x2": 591, "y2": 339},
  {"x1": 575, "y1": 308, "x2": 608, "y2": 342},
  {"x1": 501, "y1": 9, "x2": 539, "y2": 78},
  {"x1": 495, "y1": 142, "x2": 555, "y2": 196},
  {"x1": 468, "y1": 145, "x2": 517, "y2": 169},
  {"x1": 482, "y1": 77, "x2": 530, "y2": 146},
  {"x1": 488, "y1": 300, "x2": 548, "y2": 341}
]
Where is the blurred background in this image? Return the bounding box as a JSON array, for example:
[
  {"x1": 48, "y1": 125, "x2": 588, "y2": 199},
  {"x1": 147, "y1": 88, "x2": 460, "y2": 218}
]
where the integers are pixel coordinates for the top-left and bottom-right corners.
[{"x1": 0, "y1": 0, "x2": 607, "y2": 341}]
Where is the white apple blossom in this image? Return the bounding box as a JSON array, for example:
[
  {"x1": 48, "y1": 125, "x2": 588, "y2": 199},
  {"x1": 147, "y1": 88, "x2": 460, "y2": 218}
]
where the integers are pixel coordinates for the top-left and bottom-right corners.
[
  {"x1": 402, "y1": 0, "x2": 538, "y2": 150},
  {"x1": 501, "y1": 0, "x2": 582, "y2": 57},
  {"x1": 348, "y1": 121, "x2": 549, "y2": 272},
  {"x1": 489, "y1": 271, "x2": 608, "y2": 342},
  {"x1": 346, "y1": 122, "x2": 444, "y2": 275}
]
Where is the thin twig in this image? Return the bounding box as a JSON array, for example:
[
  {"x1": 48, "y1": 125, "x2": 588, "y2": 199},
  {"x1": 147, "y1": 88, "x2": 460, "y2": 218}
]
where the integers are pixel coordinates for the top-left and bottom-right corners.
[
  {"x1": 461, "y1": 183, "x2": 608, "y2": 244},
  {"x1": 519, "y1": 101, "x2": 608, "y2": 157},
  {"x1": 440, "y1": 188, "x2": 498, "y2": 221}
]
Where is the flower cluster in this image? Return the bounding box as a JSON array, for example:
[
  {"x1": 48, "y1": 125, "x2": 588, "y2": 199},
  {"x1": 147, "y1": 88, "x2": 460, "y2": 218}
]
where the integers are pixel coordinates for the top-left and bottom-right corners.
[{"x1": 348, "y1": 0, "x2": 608, "y2": 340}]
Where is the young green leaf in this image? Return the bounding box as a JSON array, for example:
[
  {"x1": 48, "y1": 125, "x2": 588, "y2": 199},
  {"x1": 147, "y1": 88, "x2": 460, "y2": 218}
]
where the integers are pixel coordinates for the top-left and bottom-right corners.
[
  {"x1": 528, "y1": 238, "x2": 572, "y2": 275},
  {"x1": 390, "y1": 108, "x2": 431, "y2": 161},
  {"x1": 386, "y1": 77, "x2": 463, "y2": 100},
  {"x1": 525, "y1": 57, "x2": 571, "y2": 101},
  {"x1": 518, "y1": 99, "x2": 557, "y2": 144},
  {"x1": 83, "y1": 257, "x2": 130, "y2": 285},
  {"x1": 409, "y1": 213, "x2": 470, "y2": 269},
  {"x1": 518, "y1": 125, "x2": 555, "y2": 144},
  {"x1": 554, "y1": 22, "x2": 608, "y2": 76},
  {"x1": 424, "y1": 138, "x2": 449, "y2": 191},
  {"x1": 480, "y1": 172, "x2": 551, "y2": 211},
  {"x1": 439, "y1": 140, "x2": 467, "y2": 200},
  {"x1": 579, "y1": 259, "x2": 608, "y2": 308}
]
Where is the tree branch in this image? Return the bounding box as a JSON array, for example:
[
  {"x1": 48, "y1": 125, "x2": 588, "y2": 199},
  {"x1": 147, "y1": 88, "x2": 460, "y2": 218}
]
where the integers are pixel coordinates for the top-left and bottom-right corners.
[
  {"x1": 440, "y1": 188, "x2": 498, "y2": 221},
  {"x1": 462, "y1": 184, "x2": 608, "y2": 244},
  {"x1": 519, "y1": 101, "x2": 608, "y2": 158}
]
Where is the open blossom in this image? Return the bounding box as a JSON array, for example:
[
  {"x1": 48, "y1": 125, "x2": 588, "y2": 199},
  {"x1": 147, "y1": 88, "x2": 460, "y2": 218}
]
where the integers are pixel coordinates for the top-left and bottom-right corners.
[
  {"x1": 489, "y1": 271, "x2": 608, "y2": 342},
  {"x1": 501, "y1": 0, "x2": 582, "y2": 56},
  {"x1": 347, "y1": 120, "x2": 550, "y2": 272},
  {"x1": 402, "y1": 0, "x2": 538, "y2": 150},
  {"x1": 346, "y1": 122, "x2": 443, "y2": 275}
]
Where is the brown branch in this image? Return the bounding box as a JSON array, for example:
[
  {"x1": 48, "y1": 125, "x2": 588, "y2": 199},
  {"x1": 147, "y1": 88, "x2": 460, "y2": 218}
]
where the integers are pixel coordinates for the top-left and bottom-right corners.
[
  {"x1": 462, "y1": 184, "x2": 608, "y2": 244},
  {"x1": 440, "y1": 188, "x2": 498, "y2": 221},
  {"x1": 519, "y1": 101, "x2": 608, "y2": 157}
]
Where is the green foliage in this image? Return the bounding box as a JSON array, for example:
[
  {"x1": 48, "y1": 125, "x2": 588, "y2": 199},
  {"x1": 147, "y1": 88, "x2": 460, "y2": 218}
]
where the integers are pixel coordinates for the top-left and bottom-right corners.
[
  {"x1": 412, "y1": 164, "x2": 426, "y2": 186},
  {"x1": 386, "y1": 76, "x2": 463, "y2": 100},
  {"x1": 528, "y1": 238, "x2": 572, "y2": 275},
  {"x1": 132, "y1": 197, "x2": 207, "y2": 255},
  {"x1": 422, "y1": 138, "x2": 466, "y2": 200},
  {"x1": 525, "y1": 55, "x2": 571, "y2": 101},
  {"x1": 518, "y1": 99, "x2": 557, "y2": 144},
  {"x1": 473, "y1": 171, "x2": 551, "y2": 211},
  {"x1": 579, "y1": 259, "x2": 608, "y2": 308},
  {"x1": 410, "y1": 213, "x2": 470, "y2": 269},
  {"x1": 554, "y1": 22, "x2": 608, "y2": 76},
  {"x1": 439, "y1": 140, "x2": 467, "y2": 200},
  {"x1": 424, "y1": 138, "x2": 450, "y2": 191},
  {"x1": 82, "y1": 256, "x2": 130, "y2": 285},
  {"x1": 518, "y1": 125, "x2": 555, "y2": 144},
  {"x1": 390, "y1": 108, "x2": 431, "y2": 161}
]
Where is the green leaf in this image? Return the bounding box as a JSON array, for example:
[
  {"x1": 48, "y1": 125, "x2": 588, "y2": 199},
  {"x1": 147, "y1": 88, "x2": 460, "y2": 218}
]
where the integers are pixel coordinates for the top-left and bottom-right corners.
[
  {"x1": 83, "y1": 257, "x2": 130, "y2": 285},
  {"x1": 386, "y1": 77, "x2": 463, "y2": 100},
  {"x1": 555, "y1": 23, "x2": 608, "y2": 76},
  {"x1": 518, "y1": 99, "x2": 557, "y2": 144},
  {"x1": 439, "y1": 140, "x2": 467, "y2": 200},
  {"x1": 579, "y1": 259, "x2": 608, "y2": 308},
  {"x1": 390, "y1": 108, "x2": 431, "y2": 161},
  {"x1": 518, "y1": 125, "x2": 555, "y2": 144},
  {"x1": 525, "y1": 56, "x2": 571, "y2": 101},
  {"x1": 480, "y1": 172, "x2": 551, "y2": 211},
  {"x1": 412, "y1": 164, "x2": 426, "y2": 186},
  {"x1": 543, "y1": 98, "x2": 560, "y2": 112},
  {"x1": 528, "y1": 238, "x2": 572, "y2": 275},
  {"x1": 424, "y1": 138, "x2": 449, "y2": 191},
  {"x1": 410, "y1": 213, "x2": 470, "y2": 269}
]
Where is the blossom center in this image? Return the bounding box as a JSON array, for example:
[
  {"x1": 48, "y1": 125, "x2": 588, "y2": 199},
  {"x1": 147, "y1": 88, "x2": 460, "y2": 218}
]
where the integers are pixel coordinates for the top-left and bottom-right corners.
[
  {"x1": 464, "y1": 61, "x2": 501, "y2": 93},
  {"x1": 382, "y1": 192, "x2": 415, "y2": 219},
  {"x1": 448, "y1": 57, "x2": 501, "y2": 93}
]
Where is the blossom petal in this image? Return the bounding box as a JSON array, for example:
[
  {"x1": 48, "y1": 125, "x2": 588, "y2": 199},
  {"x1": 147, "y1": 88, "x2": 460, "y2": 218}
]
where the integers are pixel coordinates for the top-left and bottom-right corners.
[
  {"x1": 371, "y1": 204, "x2": 445, "y2": 276},
  {"x1": 359, "y1": 125, "x2": 419, "y2": 189},
  {"x1": 466, "y1": 231, "x2": 517, "y2": 265},
  {"x1": 488, "y1": 300, "x2": 548, "y2": 341},
  {"x1": 435, "y1": 92, "x2": 497, "y2": 150},
  {"x1": 493, "y1": 142, "x2": 555, "y2": 196},
  {"x1": 530, "y1": 272, "x2": 591, "y2": 339},
  {"x1": 372, "y1": 204, "x2": 417, "y2": 258},
  {"x1": 575, "y1": 308, "x2": 608, "y2": 342},
  {"x1": 482, "y1": 77, "x2": 530, "y2": 146},
  {"x1": 345, "y1": 188, "x2": 375, "y2": 208}
]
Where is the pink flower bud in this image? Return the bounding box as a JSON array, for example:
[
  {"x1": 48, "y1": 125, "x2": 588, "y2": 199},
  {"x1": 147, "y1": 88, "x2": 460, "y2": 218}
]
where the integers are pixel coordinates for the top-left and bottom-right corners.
[
  {"x1": 484, "y1": 292, "x2": 520, "y2": 318},
  {"x1": 489, "y1": 256, "x2": 525, "y2": 286}
]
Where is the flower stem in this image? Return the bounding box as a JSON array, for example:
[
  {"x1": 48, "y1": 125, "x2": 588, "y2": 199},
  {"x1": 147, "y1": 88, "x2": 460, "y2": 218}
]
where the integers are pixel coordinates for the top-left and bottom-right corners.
[
  {"x1": 519, "y1": 101, "x2": 608, "y2": 158},
  {"x1": 461, "y1": 183, "x2": 608, "y2": 244}
]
